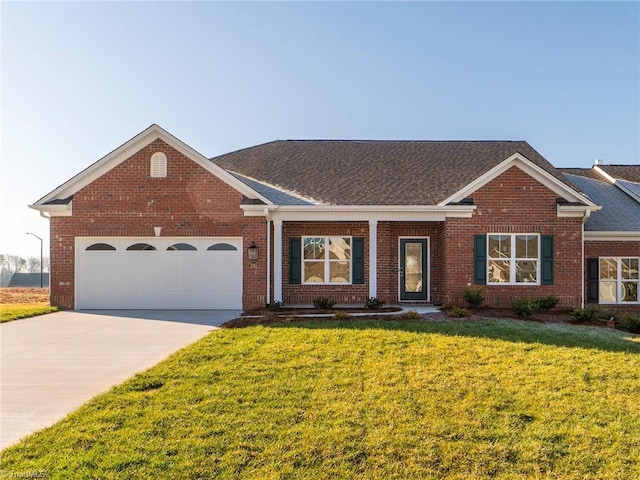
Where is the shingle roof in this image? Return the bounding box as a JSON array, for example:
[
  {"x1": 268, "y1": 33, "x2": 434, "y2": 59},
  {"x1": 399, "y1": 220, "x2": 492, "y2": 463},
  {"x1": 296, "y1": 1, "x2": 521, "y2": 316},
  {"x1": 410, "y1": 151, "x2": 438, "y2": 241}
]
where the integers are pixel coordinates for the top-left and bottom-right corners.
[
  {"x1": 213, "y1": 140, "x2": 574, "y2": 206},
  {"x1": 563, "y1": 173, "x2": 640, "y2": 232},
  {"x1": 598, "y1": 165, "x2": 640, "y2": 183}
]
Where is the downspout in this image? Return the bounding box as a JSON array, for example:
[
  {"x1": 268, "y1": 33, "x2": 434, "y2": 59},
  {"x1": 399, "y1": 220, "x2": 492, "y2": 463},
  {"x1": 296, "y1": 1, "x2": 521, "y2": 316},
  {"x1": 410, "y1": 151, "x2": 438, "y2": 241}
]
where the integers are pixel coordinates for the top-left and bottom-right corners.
[{"x1": 580, "y1": 209, "x2": 591, "y2": 308}]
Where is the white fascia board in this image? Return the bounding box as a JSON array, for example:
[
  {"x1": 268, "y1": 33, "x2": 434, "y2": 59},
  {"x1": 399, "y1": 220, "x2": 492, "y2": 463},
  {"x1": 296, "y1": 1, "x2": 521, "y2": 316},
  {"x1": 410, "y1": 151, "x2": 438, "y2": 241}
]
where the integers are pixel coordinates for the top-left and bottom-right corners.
[
  {"x1": 28, "y1": 202, "x2": 72, "y2": 217},
  {"x1": 241, "y1": 204, "x2": 476, "y2": 221},
  {"x1": 439, "y1": 153, "x2": 598, "y2": 207},
  {"x1": 557, "y1": 204, "x2": 602, "y2": 218},
  {"x1": 32, "y1": 124, "x2": 272, "y2": 207},
  {"x1": 592, "y1": 165, "x2": 616, "y2": 184},
  {"x1": 584, "y1": 231, "x2": 640, "y2": 242},
  {"x1": 614, "y1": 182, "x2": 640, "y2": 203}
]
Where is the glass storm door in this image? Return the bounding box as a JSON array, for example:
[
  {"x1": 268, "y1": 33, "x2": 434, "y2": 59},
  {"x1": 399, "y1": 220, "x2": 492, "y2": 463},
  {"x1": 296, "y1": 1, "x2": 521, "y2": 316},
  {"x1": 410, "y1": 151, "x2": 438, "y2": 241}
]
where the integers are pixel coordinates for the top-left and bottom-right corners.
[{"x1": 400, "y1": 239, "x2": 428, "y2": 301}]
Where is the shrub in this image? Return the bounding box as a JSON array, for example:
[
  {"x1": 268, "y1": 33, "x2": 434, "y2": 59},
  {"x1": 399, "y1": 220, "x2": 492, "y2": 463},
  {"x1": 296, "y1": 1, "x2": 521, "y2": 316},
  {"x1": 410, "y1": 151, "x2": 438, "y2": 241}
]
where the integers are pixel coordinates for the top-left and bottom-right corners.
[
  {"x1": 333, "y1": 311, "x2": 352, "y2": 321},
  {"x1": 535, "y1": 295, "x2": 559, "y2": 311},
  {"x1": 618, "y1": 313, "x2": 640, "y2": 333},
  {"x1": 462, "y1": 286, "x2": 484, "y2": 309},
  {"x1": 267, "y1": 300, "x2": 284, "y2": 311},
  {"x1": 364, "y1": 297, "x2": 386, "y2": 310},
  {"x1": 571, "y1": 305, "x2": 605, "y2": 323},
  {"x1": 402, "y1": 310, "x2": 421, "y2": 320},
  {"x1": 450, "y1": 306, "x2": 468, "y2": 318},
  {"x1": 313, "y1": 296, "x2": 336, "y2": 309},
  {"x1": 511, "y1": 298, "x2": 538, "y2": 318}
]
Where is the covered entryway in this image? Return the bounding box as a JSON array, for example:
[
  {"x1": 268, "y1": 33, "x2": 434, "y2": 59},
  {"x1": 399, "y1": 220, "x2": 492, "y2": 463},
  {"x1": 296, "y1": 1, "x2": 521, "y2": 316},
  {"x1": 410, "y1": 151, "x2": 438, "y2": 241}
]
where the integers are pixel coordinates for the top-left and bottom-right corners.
[{"x1": 75, "y1": 237, "x2": 242, "y2": 309}]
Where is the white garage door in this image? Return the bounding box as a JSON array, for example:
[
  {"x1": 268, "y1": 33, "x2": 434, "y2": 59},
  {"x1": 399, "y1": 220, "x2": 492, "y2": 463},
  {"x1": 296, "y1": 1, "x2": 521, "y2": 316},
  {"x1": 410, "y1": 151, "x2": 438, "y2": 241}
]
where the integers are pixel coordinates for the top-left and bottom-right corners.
[{"x1": 75, "y1": 237, "x2": 242, "y2": 309}]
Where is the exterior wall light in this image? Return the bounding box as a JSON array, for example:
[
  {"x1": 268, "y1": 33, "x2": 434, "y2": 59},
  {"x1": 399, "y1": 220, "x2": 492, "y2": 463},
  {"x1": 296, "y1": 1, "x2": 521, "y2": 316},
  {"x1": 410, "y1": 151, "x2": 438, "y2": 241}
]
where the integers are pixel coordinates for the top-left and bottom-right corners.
[{"x1": 247, "y1": 242, "x2": 259, "y2": 261}]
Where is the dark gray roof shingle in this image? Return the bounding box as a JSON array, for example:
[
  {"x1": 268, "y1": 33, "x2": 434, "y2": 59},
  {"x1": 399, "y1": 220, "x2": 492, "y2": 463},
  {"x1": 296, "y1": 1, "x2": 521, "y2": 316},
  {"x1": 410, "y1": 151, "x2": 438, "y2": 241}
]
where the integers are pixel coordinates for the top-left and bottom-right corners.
[
  {"x1": 598, "y1": 165, "x2": 640, "y2": 183},
  {"x1": 563, "y1": 173, "x2": 640, "y2": 232},
  {"x1": 213, "y1": 140, "x2": 573, "y2": 206}
]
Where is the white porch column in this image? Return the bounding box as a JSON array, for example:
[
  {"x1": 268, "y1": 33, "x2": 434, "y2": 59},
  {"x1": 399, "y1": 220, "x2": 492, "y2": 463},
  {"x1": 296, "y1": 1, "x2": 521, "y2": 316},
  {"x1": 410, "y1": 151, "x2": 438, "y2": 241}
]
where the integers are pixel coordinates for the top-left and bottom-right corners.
[
  {"x1": 273, "y1": 220, "x2": 283, "y2": 302},
  {"x1": 369, "y1": 220, "x2": 377, "y2": 299}
]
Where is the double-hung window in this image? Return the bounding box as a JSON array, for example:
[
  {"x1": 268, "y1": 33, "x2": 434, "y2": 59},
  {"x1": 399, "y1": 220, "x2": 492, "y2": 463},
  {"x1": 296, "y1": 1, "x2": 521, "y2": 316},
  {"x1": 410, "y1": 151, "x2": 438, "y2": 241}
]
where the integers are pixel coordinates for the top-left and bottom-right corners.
[
  {"x1": 599, "y1": 257, "x2": 639, "y2": 304},
  {"x1": 487, "y1": 234, "x2": 539, "y2": 284},
  {"x1": 303, "y1": 237, "x2": 351, "y2": 284}
]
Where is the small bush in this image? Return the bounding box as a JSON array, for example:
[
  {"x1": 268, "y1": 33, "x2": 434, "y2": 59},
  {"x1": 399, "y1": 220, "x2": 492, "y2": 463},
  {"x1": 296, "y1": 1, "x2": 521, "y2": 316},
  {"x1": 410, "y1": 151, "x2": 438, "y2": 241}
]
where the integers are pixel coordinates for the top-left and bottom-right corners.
[
  {"x1": 618, "y1": 313, "x2": 640, "y2": 333},
  {"x1": 571, "y1": 305, "x2": 604, "y2": 323},
  {"x1": 364, "y1": 297, "x2": 386, "y2": 310},
  {"x1": 333, "y1": 311, "x2": 352, "y2": 321},
  {"x1": 267, "y1": 300, "x2": 284, "y2": 311},
  {"x1": 511, "y1": 298, "x2": 538, "y2": 318},
  {"x1": 402, "y1": 310, "x2": 421, "y2": 320},
  {"x1": 450, "y1": 306, "x2": 468, "y2": 318},
  {"x1": 313, "y1": 296, "x2": 337, "y2": 309},
  {"x1": 535, "y1": 295, "x2": 559, "y2": 310},
  {"x1": 462, "y1": 286, "x2": 484, "y2": 309}
]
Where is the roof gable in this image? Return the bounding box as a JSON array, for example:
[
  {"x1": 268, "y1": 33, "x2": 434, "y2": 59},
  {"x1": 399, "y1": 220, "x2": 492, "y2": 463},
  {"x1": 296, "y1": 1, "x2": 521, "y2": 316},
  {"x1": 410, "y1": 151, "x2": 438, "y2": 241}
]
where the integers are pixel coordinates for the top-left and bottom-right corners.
[{"x1": 31, "y1": 124, "x2": 271, "y2": 212}]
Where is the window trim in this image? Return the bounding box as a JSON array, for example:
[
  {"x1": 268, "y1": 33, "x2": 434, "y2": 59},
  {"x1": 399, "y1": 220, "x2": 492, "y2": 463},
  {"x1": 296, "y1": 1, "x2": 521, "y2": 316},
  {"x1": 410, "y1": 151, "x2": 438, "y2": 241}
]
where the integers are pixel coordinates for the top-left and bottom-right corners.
[
  {"x1": 599, "y1": 257, "x2": 640, "y2": 305},
  {"x1": 302, "y1": 236, "x2": 352, "y2": 285},
  {"x1": 487, "y1": 233, "x2": 541, "y2": 286}
]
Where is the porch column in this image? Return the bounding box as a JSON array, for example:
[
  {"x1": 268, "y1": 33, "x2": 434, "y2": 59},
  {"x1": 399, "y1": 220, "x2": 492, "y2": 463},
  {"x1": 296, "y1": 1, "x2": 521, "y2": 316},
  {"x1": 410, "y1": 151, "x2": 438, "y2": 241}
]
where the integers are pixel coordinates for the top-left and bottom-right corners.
[
  {"x1": 273, "y1": 220, "x2": 283, "y2": 302},
  {"x1": 369, "y1": 220, "x2": 377, "y2": 298}
]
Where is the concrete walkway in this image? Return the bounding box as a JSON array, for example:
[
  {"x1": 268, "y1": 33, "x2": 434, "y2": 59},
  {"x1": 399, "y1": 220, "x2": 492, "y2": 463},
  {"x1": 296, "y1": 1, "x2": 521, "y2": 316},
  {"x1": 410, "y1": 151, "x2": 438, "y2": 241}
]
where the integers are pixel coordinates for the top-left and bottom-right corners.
[{"x1": 0, "y1": 309, "x2": 240, "y2": 450}]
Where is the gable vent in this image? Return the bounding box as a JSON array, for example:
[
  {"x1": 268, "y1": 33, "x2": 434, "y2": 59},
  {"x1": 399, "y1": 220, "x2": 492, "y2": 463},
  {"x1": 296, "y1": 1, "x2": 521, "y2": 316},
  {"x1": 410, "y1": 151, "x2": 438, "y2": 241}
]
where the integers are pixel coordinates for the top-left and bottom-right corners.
[{"x1": 150, "y1": 152, "x2": 167, "y2": 178}]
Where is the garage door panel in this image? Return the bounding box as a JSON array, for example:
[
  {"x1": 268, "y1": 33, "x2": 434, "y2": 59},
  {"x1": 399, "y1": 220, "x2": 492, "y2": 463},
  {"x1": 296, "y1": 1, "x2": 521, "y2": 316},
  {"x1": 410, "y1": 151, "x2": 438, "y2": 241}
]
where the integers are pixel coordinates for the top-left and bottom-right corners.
[{"x1": 76, "y1": 237, "x2": 242, "y2": 310}]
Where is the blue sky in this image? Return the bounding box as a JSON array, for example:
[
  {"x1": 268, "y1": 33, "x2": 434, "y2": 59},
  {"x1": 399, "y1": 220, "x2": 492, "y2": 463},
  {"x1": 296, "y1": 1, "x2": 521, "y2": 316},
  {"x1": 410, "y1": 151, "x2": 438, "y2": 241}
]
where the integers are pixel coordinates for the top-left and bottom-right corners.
[{"x1": 1, "y1": 1, "x2": 638, "y2": 258}]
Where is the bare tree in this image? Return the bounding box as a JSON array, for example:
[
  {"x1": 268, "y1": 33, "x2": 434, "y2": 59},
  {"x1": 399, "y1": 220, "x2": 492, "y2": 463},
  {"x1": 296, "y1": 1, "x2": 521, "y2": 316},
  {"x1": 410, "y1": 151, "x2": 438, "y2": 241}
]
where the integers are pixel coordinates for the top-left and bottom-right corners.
[{"x1": 27, "y1": 256, "x2": 41, "y2": 273}]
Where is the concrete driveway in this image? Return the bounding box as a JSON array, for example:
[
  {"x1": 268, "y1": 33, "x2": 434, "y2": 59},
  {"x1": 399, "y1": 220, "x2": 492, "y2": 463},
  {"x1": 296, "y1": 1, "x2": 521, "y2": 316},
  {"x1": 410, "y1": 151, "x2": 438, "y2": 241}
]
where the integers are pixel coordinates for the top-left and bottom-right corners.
[{"x1": 0, "y1": 309, "x2": 240, "y2": 450}]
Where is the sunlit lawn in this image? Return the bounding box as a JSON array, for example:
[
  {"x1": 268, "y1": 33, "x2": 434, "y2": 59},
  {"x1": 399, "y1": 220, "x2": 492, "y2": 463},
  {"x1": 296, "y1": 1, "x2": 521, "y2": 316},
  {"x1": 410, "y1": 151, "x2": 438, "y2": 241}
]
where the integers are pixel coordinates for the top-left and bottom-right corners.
[
  {"x1": 0, "y1": 302, "x2": 57, "y2": 323},
  {"x1": 2, "y1": 318, "x2": 639, "y2": 479}
]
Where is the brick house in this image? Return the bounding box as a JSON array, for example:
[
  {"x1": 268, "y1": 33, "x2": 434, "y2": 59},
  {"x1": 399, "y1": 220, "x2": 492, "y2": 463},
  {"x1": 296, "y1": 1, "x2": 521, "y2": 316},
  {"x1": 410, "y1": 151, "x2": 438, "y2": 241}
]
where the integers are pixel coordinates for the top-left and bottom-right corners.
[{"x1": 30, "y1": 125, "x2": 640, "y2": 311}]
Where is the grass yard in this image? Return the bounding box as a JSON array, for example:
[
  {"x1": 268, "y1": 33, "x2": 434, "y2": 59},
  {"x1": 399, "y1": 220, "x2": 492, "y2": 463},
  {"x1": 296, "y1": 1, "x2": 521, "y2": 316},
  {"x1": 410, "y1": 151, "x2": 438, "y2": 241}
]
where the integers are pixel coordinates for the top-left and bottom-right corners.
[
  {"x1": 2, "y1": 318, "x2": 639, "y2": 479},
  {"x1": 0, "y1": 303, "x2": 57, "y2": 323}
]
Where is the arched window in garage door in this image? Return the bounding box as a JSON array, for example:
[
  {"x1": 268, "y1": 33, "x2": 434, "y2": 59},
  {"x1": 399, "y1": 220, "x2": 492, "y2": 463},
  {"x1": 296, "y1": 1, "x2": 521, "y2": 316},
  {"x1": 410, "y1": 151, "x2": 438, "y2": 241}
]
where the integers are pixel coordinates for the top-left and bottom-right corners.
[
  {"x1": 85, "y1": 243, "x2": 117, "y2": 251},
  {"x1": 167, "y1": 243, "x2": 197, "y2": 251},
  {"x1": 126, "y1": 243, "x2": 156, "y2": 251},
  {"x1": 207, "y1": 243, "x2": 238, "y2": 251}
]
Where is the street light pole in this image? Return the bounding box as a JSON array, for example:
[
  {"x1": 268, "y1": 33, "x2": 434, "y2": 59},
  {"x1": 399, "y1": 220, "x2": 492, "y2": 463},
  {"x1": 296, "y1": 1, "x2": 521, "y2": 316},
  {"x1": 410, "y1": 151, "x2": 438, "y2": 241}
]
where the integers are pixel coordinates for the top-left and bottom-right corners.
[{"x1": 26, "y1": 232, "x2": 43, "y2": 288}]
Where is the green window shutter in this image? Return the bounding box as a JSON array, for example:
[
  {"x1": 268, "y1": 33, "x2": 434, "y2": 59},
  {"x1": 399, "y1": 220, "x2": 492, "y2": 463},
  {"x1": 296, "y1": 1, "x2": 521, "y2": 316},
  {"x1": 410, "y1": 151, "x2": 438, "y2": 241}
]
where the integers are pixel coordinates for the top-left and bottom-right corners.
[
  {"x1": 289, "y1": 237, "x2": 301, "y2": 284},
  {"x1": 541, "y1": 235, "x2": 554, "y2": 285},
  {"x1": 352, "y1": 237, "x2": 365, "y2": 284},
  {"x1": 587, "y1": 258, "x2": 599, "y2": 303},
  {"x1": 474, "y1": 235, "x2": 487, "y2": 285}
]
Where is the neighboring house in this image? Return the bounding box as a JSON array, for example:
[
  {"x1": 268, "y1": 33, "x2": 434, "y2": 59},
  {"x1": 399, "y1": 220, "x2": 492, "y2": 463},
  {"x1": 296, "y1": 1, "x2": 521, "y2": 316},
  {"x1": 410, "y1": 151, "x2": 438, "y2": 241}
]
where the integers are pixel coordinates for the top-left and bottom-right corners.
[
  {"x1": 30, "y1": 125, "x2": 640, "y2": 311},
  {"x1": 560, "y1": 164, "x2": 640, "y2": 307},
  {"x1": 7, "y1": 273, "x2": 50, "y2": 288}
]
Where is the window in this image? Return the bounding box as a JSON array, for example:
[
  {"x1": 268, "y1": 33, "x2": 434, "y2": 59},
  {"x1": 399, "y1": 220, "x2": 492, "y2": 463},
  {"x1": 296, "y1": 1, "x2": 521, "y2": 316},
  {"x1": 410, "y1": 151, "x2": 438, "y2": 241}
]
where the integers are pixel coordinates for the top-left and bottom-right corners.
[
  {"x1": 599, "y1": 257, "x2": 639, "y2": 304},
  {"x1": 86, "y1": 243, "x2": 116, "y2": 251},
  {"x1": 207, "y1": 243, "x2": 238, "y2": 251},
  {"x1": 126, "y1": 243, "x2": 156, "y2": 251},
  {"x1": 302, "y1": 236, "x2": 351, "y2": 284},
  {"x1": 487, "y1": 234, "x2": 539, "y2": 284},
  {"x1": 150, "y1": 152, "x2": 167, "y2": 178},
  {"x1": 167, "y1": 243, "x2": 197, "y2": 251}
]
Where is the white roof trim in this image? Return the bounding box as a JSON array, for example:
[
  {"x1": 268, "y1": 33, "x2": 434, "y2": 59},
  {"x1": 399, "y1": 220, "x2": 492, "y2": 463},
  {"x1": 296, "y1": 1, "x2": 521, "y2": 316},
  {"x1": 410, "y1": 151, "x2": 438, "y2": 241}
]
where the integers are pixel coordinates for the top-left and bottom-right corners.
[
  {"x1": 241, "y1": 204, "x2": 476, "y2": 221},
  {"x1": 438, "y1": 153, "x2": 598, "y2": 207},
  {"x1": 31, "y1": 124, "x2": 272, "y2": 208},
  {"x1": 584, "y1": 231, "x2": 640, "y2": 242},
  {"x1": 592, "y1": 165, "x2": 616, "y2": 184}
]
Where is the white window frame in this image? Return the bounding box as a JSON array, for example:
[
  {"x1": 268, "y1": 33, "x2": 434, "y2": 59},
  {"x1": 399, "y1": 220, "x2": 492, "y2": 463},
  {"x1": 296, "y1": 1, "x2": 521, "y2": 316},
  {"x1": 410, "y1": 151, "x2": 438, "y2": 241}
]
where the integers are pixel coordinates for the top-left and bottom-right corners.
[
  {"x1": 302, "y1": 236, "x2": 352, "y2": 285},
  {"x1": 599, "y1": 257, "x2": 640, "y2": 305},
  {"x1": 487, "y1": 233, "x2": 541, "y2": 286}
]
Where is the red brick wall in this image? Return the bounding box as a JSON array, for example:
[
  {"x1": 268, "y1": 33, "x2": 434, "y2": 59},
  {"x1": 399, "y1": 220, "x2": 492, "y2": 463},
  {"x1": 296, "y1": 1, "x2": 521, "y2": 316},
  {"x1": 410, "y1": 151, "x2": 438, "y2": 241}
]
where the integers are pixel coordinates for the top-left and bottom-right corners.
[
  {"x1": 441, "y1": 166, "x2": 584, "y2": 308},
  {"x1": 49, "y1": 139, "x2": 267, "y2": 309}
]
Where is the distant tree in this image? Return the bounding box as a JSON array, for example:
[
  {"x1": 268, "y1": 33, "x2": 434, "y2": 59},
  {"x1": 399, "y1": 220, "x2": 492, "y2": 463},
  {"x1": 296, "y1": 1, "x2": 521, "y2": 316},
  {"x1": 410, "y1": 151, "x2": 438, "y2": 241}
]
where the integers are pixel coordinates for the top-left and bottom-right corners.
[{"x1": 28, "y1": 256, "x2": 41, "y2": 273}]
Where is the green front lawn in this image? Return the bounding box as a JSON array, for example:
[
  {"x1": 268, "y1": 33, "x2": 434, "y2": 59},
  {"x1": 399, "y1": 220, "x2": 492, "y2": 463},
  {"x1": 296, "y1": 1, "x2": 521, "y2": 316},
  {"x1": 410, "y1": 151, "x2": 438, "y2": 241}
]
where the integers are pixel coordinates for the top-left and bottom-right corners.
[
  {"x1": 2, "y1": 318, "x2": 639, "y2": 479},
  {"x1": 0, "y1": 303, "x2": 58, "y2": 323}
]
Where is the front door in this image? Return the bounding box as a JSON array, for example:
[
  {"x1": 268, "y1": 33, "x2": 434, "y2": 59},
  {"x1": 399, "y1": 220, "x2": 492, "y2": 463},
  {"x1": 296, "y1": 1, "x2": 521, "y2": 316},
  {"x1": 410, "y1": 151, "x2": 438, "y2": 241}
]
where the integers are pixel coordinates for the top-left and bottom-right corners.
[{"x1": 399, "y1": 238, "x2": 428, "y2": 301}]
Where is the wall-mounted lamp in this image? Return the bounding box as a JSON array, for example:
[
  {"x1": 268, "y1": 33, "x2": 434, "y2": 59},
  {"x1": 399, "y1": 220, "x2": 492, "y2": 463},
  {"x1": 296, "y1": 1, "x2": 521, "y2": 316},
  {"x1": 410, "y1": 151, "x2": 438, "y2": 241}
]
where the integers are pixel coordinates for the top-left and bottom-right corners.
[
  {"x1": 153, "y1": 226, "x2": 162, "y2": 237},
  {"x1": 247, "y1": 242, "x2": 258, "y2": 261}
]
